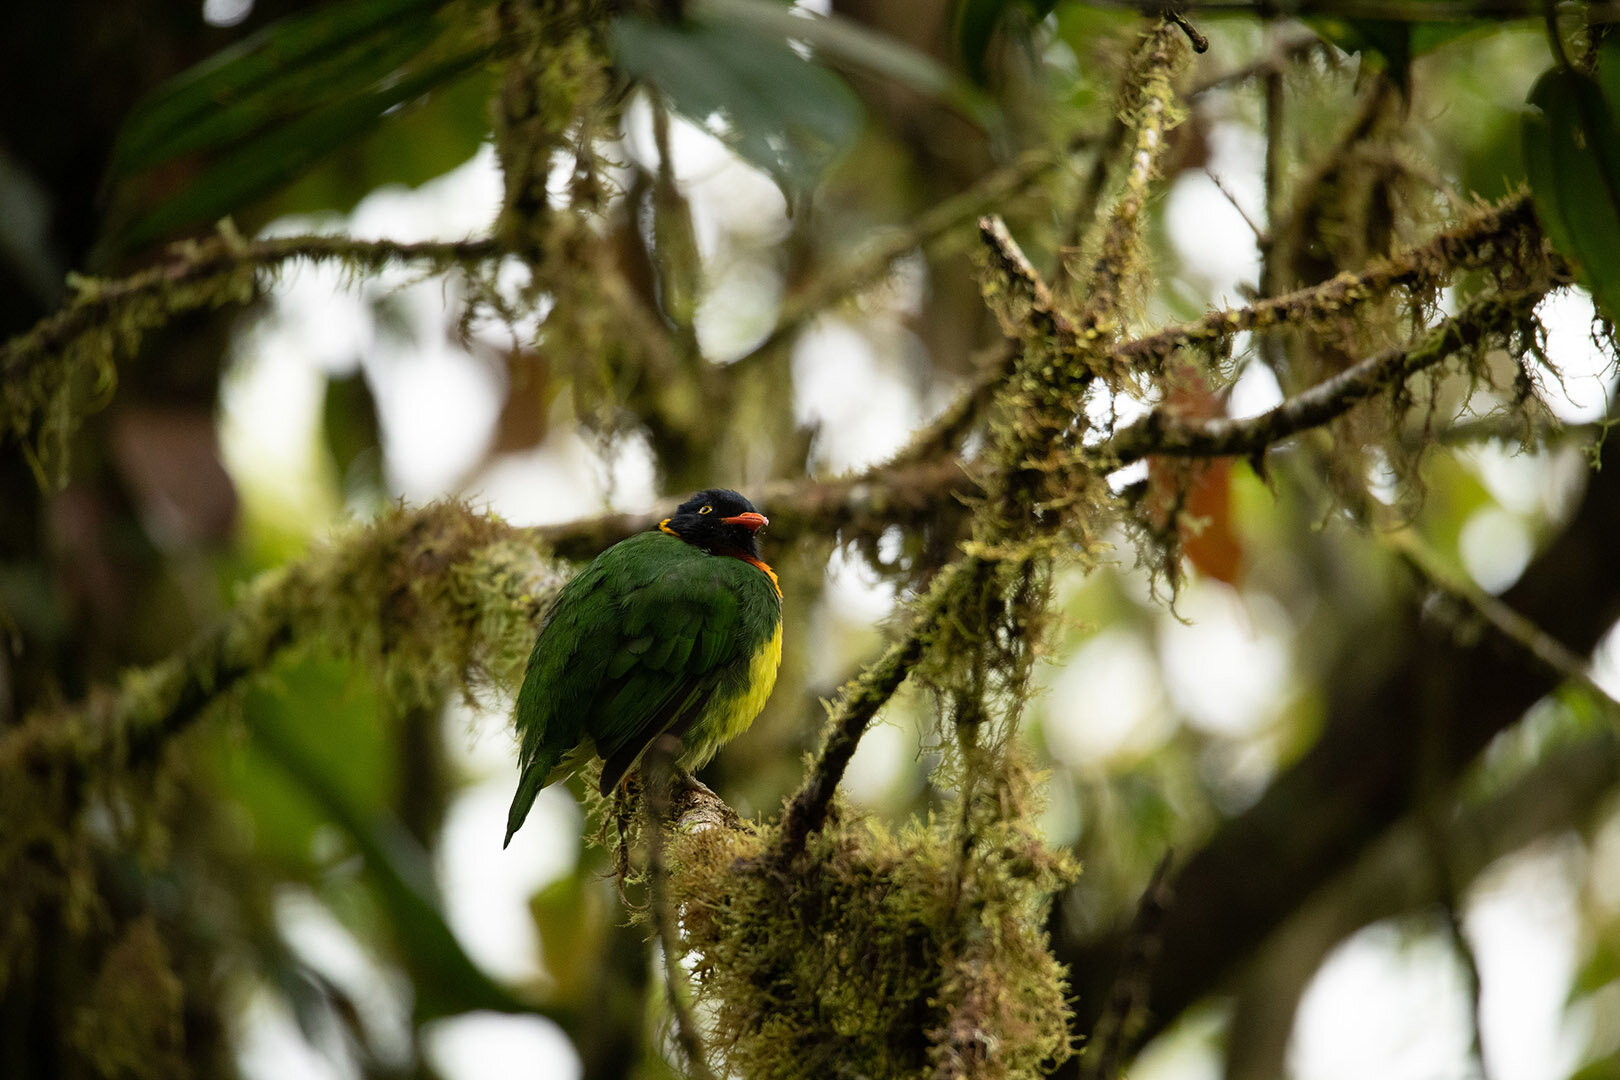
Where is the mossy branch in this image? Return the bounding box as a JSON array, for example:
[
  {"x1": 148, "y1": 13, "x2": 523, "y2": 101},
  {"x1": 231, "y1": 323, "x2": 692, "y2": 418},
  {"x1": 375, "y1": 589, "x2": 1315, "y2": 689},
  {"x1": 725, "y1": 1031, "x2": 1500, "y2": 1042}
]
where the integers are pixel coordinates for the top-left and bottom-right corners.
[
  {"x1": 1, "y1": 230, "x2": 500, "y2": 485},
  {"x1": 0, "y1": 503, "x2": 555, "y2": 803},
  {"x1": 777, "y1": 557, "x2": 983, "y2": 859},
  {"x1": 1, "y1": 456, "x2": 975, "y2": 802},
  {"x1": 1077, "y1": 21, "x2": 1187, "y2": 340},
  {"x1": 1106, "y1": 192, "x2": 1547, "y2": 374},
  {"x1": 1094, "y1": 286, "x2": 1556, "y2": 465},
  {"x1": 643, "y1": 740, "x2": 721, "y2": 1080}
]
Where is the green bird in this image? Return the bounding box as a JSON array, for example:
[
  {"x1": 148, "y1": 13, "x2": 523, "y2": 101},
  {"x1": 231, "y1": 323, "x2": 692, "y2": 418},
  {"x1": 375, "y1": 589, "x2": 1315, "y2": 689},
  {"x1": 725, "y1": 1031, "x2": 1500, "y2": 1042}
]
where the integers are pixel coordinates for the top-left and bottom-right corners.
[{"x1": 504, "y1": 489, "x2": 783, "y2": 847}]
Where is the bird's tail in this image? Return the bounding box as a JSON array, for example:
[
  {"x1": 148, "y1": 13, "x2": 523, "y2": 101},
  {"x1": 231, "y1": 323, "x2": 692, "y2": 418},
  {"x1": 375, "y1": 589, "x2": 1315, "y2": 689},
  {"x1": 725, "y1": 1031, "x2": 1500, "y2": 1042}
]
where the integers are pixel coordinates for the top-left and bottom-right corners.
[{"x1": 504, "y1": 748, "x2": 561, "y2": 849}]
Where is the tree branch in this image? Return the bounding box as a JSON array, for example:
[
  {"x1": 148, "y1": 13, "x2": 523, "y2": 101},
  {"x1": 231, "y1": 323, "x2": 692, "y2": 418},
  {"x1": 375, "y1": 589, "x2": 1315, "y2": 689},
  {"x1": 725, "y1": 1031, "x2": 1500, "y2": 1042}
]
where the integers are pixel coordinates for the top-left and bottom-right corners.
[
  {"x1": 644, "y1": 739, "x2": 721, "y2": 1080},
  {"x1": 1389, "y1": 532, "x2": 1620, "y2": 713},
  {"x1": 1060, "y1": 416, "x2": 1620, "y2": 1062},
  {"x1": 1093, "y1": 287, "x2": 1551, "y2": 466},
  {"x1": 1101, "y1": 192, "x2": 1547, "y2": 376},
  {"x1": 1, "y1": 452, "x2": 978, "y2": 798},
  {"x1": 1, "y1": 230, "x2": 501, "y2": 483},
  {"x1": 2, "y1": 230, "x2": 500, "y2": 377},
  {"x1": 775, "y1": 556, "x2": 982, "y2": 859}
]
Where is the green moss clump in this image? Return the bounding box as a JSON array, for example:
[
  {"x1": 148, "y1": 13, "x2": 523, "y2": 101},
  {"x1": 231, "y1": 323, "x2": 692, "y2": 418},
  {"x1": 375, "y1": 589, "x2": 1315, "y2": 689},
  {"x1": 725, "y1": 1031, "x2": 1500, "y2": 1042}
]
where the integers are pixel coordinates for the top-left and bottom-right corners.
[
  {"x1": 70, "y1": 917, "x2": 190, "y2": 1080},
  {"x1": 669, "y1": 765, "x2": 1076, "y2": 1080}
]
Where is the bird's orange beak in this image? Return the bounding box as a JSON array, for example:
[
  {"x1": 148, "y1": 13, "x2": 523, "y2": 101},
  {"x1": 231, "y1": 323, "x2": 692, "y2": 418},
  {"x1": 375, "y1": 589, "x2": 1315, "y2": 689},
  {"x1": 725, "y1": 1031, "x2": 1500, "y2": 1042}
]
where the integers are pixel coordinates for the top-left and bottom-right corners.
[{"x1": 722, "y1": 511, "x2": 768, "y2": 532}]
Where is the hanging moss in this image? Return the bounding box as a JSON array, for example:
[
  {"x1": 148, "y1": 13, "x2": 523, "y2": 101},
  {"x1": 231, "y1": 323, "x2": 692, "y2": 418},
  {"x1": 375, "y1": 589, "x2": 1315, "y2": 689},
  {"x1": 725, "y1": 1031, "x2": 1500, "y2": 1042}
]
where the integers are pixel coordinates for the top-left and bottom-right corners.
[
  {"x1": 0, "y1": 502, "x2": 565, "y2": 993},
  {"x1": 667, "y1": 759, "x2": 1076, "y2": 1080}
]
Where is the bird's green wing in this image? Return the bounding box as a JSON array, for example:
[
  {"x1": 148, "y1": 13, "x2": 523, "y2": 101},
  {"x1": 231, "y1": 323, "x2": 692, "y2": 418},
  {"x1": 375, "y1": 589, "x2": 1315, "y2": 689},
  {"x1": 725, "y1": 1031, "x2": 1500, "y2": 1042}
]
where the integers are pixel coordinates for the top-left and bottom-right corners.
[
  {"x1": 504, "y1": 534, "x2": 753, "y2": 845},
  {"x1": 589, "y1": 551, "x2": 747, "y2": 793},
  {"x1": 504, "y1": 558, "x2": 617, "y2": 847}
]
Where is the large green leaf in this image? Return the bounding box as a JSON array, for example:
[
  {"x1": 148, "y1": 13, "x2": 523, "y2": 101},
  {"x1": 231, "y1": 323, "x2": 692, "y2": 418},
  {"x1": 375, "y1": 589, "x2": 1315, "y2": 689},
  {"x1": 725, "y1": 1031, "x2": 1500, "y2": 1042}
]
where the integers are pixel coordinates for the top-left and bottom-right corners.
[
  {"x1": 247, "y1": 676, "x2": 528, "y2": 1021},
  {"x1": 101, "y1": 0, "x2": 488, "y2": 254},
  {"x1": 1523, "y1": 44, "x2": 1620, "y2": 322},
  {"x1": 613, "y1": 12, "x2": 864, "y2": 192},
  {"x1": 697, "y1": 0, "x2": 998, "y2": 129},
  {"x1": 109, "y1": 0, "x2": 447, "y2": 177}
]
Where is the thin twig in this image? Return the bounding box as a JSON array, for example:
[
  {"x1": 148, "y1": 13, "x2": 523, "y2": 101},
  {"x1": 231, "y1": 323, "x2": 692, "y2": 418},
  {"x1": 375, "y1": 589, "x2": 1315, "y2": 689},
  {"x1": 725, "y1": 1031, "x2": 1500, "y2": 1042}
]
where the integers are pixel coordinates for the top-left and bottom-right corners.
[
  {"x1": 731, "y1": 140, "x2": 1095, "y2": 372},
  {"x1": 1, "y1": 231, "x2": 500, "y2": 375},
  {"x1": 1421, "y1": 815, "x2": 1492, "y2": 1080},
  {"x1": 1080, "y1": 852, "x2": 1176, "y2": 1080},
  {"x1": 1168, "y1": 10, "x2": 1211, "y2": 51},
  {"x1": 1187, "y1": 25, "x2": 1321, "y2": 96},
  {"x1": 1205, "y1": 168, "x2": 1267, "y2": 242},
  {"x1": 644, "y1": 737, "x2": 720, "y2": 1080},
  {"x1": 1389, "y1": 533, "x2": 1620, "y2": 713}
]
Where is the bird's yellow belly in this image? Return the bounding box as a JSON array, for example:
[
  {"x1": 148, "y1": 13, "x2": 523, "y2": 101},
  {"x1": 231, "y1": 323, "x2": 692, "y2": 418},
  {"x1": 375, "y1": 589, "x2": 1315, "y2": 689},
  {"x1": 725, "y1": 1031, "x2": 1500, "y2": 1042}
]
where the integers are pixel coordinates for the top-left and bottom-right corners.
[{"x1": 681, "y1": 620, "x2": 782, "y2": 769}]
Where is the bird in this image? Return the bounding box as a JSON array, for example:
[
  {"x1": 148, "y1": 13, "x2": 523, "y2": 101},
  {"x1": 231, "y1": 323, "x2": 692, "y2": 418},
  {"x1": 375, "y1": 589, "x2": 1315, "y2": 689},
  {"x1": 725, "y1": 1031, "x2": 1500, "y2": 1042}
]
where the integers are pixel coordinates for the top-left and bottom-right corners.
[{"x1": 504, "y1": 489, "x2": 783, "y2": 847}]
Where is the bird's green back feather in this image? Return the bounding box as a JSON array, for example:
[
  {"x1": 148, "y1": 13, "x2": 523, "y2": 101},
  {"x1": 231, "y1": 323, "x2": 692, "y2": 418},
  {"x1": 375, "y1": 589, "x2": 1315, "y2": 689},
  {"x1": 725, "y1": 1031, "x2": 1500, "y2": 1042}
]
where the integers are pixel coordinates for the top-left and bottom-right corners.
[{"x1": 505, "y1": 531, "x2": 782, "y2": 840}]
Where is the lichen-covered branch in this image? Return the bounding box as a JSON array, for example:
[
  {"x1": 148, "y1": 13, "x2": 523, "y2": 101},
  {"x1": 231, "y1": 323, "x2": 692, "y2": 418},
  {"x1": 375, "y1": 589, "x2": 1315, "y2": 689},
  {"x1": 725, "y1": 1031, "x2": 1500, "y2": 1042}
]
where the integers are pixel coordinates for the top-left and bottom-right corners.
[
  {"x1": 1105, "y1": 192, "x2": 1547, "y2": 375},
  {"x1": 1093, "y1": 287, "x2": 1552, "y2": 465},
  {"x1": 1077, "y1": 21, "x2": 1186, "y2": 343},
  {"x1": 1, "y1": 230, "x2": 500, "y2": 485},
  {"x1": 0, "y1": 503, "x2": 557, "y2": 795},
  {"x1": 776, "y1": 557, "x2": 981, "y2": 859}
]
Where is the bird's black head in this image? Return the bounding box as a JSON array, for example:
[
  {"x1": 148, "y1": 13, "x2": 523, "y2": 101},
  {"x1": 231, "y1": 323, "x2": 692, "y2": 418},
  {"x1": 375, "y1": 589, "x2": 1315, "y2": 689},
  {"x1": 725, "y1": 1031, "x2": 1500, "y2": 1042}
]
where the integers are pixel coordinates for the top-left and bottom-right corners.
[{"x1": 660, "y1": 489, "x2": 768, "y2": 559}]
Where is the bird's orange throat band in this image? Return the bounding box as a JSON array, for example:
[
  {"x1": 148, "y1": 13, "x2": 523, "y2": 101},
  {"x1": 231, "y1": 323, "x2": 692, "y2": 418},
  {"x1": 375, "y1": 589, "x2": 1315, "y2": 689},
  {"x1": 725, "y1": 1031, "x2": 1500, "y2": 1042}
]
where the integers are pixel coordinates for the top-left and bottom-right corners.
[
  {"x1": 738, "y1": 556, "x2": 781, "y2": 599},
  {"x1": 660, "y1": 518, "x2": 781, "y2": 599}
]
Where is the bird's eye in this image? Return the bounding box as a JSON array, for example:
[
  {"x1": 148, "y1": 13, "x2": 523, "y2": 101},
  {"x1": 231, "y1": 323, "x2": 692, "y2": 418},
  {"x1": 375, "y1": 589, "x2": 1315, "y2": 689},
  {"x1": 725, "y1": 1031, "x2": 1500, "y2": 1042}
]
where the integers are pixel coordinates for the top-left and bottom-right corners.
[{"x1": 699, "y1": 505, "x2": 713, "y2": 514}]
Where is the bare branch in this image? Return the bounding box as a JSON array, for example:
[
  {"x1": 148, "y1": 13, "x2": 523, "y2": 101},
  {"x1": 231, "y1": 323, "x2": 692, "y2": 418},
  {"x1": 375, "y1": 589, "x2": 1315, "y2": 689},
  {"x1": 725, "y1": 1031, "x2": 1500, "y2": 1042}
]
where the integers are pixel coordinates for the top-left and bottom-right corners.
[{"x1": 1390, "y1": 533, "x2": 1620, "y2": 714}]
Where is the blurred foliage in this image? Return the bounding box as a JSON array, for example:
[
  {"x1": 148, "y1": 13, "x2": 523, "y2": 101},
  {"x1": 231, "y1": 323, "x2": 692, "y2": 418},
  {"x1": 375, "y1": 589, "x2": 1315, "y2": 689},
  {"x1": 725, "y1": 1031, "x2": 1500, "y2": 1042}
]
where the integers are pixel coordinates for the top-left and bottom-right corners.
[{"x1": 1524, "y1": 36, "x2": 1620, "y2": 324}]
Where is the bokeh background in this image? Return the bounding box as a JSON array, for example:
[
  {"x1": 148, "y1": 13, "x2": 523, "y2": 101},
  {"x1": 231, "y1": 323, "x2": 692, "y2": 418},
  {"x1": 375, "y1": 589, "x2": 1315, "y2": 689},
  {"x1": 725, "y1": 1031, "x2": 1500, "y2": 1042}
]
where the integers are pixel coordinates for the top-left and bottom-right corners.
[{"x1": 3, "y1": 1, "x2": 1619, "y2": 1078}]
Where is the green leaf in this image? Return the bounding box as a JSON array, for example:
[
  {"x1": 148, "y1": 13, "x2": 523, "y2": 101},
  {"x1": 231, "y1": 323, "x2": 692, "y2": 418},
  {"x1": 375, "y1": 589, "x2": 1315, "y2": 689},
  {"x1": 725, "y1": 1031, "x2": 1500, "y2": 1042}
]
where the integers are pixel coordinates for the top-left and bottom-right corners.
[
  {"x1": 699, "y1": 0, "x2": 999, "y2": 132},
  {"x1": 110, "y1": 0, "x2": 447, "y2": 177},
  {"x1": 612, "y1": 13, "x2": 863, "y2": 192},
  {"x1": 953, "y1": 0, "x2": 1056, "y2": 87},
  {"x1": 101, "y1": 0, "x2": 489, "y2": 254},
  {"x1": 248, "y1": 684, "x2": 528, "y2": 1021},
  {"x1": 1523, "y1": 48, "x2": 1620, "y2": 322}
]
